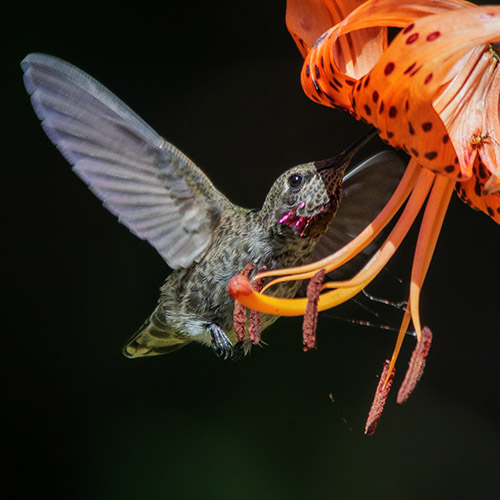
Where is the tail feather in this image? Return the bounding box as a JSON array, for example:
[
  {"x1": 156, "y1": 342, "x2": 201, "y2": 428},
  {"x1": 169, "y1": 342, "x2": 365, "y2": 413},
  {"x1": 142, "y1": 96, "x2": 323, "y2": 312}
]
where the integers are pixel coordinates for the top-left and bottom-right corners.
[{"x1": 123, "y1": 307, "x2": 190, "y2": 358}]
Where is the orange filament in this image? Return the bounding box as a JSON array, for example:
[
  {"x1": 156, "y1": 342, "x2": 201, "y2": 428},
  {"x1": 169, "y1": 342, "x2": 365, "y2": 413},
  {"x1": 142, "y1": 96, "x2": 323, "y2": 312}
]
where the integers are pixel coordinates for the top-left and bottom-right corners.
[{"x1": 408, "y1": 173, "x2": 455, "y2": 340}]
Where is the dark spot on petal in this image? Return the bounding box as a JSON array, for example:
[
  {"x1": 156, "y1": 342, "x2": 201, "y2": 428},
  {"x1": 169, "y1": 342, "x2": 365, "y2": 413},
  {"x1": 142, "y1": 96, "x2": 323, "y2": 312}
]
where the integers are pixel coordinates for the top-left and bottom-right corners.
[
  {"x1": 389, "y1": 106, "x2": 397, "y2": 118},
  {"x1": 487, "y1": 206, "x2": 494, "y2": 216},
  {"x1": 363, "y1": 104, "x2": 372, "y2": 116},
  {"x1": 372, "y1": 90, "x2": 379, "y2": 103},
  {"x1": 379, "y1": 101, "x2": 385, "y2": 113},
  {"x1": 426, "y1": 31, "x2": 441, "y2": 42},
  {"x1": 329, "y1": 81, "x2": 339, "y2": 91},
  {"x1": 410, "y1": 65, "x2": 422, "y2": 76},
  {"x1": 496, "y1": 207, "x2": 500, "y2": 214},
  {"x1": 444, "y1": 165, "x2": 455, "y2": 173},
  {"x1": 333, "y1": 78, "x2": 343, "y2": 88},
  {"x1": 356, "y1": 81, "x2": 362, "y2": 92},
  {"x1": 409, "y1": 122, "x2": 415, "y2": 135},
  {"x1": 422, "y1": 122, "x2": 433, "y2": 132},
  {"x1": 443, "y1": 134, "x2": 450, "y2": 144},
  {"x1": 403, "y1": 23, "x2": 415, "y2": 34},
  {"x1": 314, "y1": 65, "x2": 320, "y2": 79},
  {"x1": 404, "y1": 62, "x2": 416, "y2": 75},
  {"x1": 425, "y1": 151, "x2": 438, "y2": 160},
  {"x1": 352, "y1": 97, "x2": 357, "y2": 108},
  {"x1": 346, "y1": 79, "x2": 355, "y2": 86},
  {"x1": 474, "y1": 180, "x2": 482, "y2": 196},
  {"x1": 454, "y1": 156, "x2": 459, "y2": 164},
  {"x1": 424, "y1": 73, "x2": 433, "y2": 84},
  {"x1": 406, "y1": 33, "x2": 419, "y2": 44},
  {"x1": 321, "y1": 56, "x2": 324, "y2": 68},
  {"x1": 478, "y1": 163, "x2": 488, "y2": 178},
  {"x1": 410, "y1": 148, "x2": 419, "y2": 157},
  {"x1": 387, "y1": 131, "x2": 394, "y2": 138},
  {"x1": 306, "y1": 65, "x2": 310, "y2": 77},
  {"x1": 364, "y1": 75, "x2": 370, "y2": 87},
  {"x1": 384, "y1": 62, "x2": 395, "y2": 75},
  {"x1": 405, "y1": 100, "x2": 409, "y2": 112}
]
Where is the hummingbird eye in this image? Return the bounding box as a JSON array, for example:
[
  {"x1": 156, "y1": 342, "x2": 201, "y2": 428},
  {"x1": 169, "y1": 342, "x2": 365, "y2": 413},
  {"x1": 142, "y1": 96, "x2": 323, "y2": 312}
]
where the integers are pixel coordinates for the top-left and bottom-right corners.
[{"x1": 288, "y1": 173, "x2": 303, "y2": 189}]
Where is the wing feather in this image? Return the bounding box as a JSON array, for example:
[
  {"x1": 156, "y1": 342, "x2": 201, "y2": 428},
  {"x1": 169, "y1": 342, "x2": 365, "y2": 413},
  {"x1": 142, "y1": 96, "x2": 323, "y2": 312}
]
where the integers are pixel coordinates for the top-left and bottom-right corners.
[{"x1": 22, "y1": 53, "x2": 229, "y2": 269}]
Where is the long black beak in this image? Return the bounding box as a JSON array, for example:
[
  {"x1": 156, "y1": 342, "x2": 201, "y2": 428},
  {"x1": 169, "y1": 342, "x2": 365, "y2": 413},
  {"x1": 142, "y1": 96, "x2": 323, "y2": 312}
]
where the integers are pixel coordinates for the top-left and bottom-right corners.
[{"x1": 315, "y1": 128, "x2": 378, "y2": 172}]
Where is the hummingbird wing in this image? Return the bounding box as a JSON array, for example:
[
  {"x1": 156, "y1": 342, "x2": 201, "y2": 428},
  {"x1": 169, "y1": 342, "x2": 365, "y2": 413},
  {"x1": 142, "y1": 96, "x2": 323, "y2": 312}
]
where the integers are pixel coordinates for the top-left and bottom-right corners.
[
  {"x1": 312, "y1": 150, "x2": 407, "y2": 272},
  {"x1": 22, "y1": 53, "x2": 230, "y2": 269}
]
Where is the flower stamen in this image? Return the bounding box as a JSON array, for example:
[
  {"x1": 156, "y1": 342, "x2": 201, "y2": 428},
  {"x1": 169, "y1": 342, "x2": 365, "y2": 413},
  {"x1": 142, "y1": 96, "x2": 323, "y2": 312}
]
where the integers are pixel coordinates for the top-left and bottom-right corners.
[
  {"x1": 303, "y1": 269, "x2": 326, "y2": 351},
  {"x1": 365, "y1": 360, "x2": 395, "y2": 435},
  {"x1": 397, "y1": 326, "x2": 433, "y2": 404}
]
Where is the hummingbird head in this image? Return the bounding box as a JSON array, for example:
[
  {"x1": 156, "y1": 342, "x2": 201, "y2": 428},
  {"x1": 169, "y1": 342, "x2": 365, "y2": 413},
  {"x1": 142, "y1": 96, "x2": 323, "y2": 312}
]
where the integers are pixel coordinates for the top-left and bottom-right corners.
[
  {"x1": 262, "y1": 131, "x2": 375, "y2": 239},
  {"x1": 262, "y1": 160, "x2": 343, "y2": 238}
]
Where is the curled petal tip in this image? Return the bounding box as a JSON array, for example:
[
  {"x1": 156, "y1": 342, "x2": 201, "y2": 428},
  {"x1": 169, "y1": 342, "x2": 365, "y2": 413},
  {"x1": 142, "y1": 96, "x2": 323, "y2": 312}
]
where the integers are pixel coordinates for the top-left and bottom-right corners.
[{"x1": 228, "y1": 274, "x2": 253, "y2": 300}]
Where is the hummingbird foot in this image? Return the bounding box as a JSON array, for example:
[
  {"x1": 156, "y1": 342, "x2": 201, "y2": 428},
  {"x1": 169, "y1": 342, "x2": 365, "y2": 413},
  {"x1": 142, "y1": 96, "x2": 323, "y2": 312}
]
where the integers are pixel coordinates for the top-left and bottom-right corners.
[{"x1": 207, "y1": 324, "x2": 233, "y2": 360}]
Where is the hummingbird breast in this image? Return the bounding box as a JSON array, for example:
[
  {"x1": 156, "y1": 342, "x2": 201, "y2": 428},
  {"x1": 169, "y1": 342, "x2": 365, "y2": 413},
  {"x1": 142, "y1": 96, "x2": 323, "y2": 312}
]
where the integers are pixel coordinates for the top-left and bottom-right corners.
[{"x1": 158, "y1": 208, "x2": 320, "y2": 346}]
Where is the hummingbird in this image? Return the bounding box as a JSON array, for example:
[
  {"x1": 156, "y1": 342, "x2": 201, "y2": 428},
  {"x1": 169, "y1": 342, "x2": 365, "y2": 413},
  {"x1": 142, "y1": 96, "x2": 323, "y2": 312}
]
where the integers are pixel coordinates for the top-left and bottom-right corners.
[{"x1": 22, "y1": 53, "x2": 405, "y2": 360}]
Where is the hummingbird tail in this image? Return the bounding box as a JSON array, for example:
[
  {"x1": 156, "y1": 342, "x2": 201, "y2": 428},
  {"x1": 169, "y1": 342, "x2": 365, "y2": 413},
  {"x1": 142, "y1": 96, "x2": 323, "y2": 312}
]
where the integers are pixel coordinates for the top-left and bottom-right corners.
[{"x1": 122, "y1": 308, "x2": 190, "y2": 358}]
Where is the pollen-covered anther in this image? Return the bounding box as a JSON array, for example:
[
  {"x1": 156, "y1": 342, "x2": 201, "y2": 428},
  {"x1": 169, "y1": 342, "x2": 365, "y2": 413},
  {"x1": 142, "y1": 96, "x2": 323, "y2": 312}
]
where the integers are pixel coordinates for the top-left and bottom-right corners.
[
  {"x1": 231, "y1": 263, "x2": 256, "y2": 341},
  {"x1": 365, "y1": 360, "x2": 395, "y2": 435},
  {"x1": 233, "y1": 301, "x2": 247, "y2": 342},
  {"x1": 249, "y1": 267, "x2": 266, "y2": 345},
  {"x1": 302, "y1": 269, "x2": 326, "y2": 351},
  {"x1": 397, "y1": 326, "x2": 433, "y2": 404}
]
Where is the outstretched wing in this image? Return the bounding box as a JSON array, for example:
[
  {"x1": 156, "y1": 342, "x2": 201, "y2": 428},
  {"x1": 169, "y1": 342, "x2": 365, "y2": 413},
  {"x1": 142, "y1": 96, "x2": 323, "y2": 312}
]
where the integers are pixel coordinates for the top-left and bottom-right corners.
[
  {"x1": 313, "y1": 150, "x2": 407, "y2": 270},
  {"x1": 22, "y1": 53, "x2": 230, "y2": 269}
]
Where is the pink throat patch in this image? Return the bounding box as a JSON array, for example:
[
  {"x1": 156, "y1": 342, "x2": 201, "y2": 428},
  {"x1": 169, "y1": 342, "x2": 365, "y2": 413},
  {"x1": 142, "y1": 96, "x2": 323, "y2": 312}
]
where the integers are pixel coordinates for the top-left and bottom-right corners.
[{"x1": 279, "y1": 207, "x2": 321, "y2": 238}]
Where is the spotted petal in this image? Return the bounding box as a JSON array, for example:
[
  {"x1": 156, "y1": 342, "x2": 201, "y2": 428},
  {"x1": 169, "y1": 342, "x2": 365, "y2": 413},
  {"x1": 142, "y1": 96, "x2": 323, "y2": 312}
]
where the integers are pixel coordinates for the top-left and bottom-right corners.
[
  {"x1": 298, "y1": 0, "x2": 500, "y2": 223},
  {"x1": 299, "y1": 0, "x2": 472, "y2": 110},
  {"x1": 286, "y1": 0, "x2": 386, "y2": 78}
]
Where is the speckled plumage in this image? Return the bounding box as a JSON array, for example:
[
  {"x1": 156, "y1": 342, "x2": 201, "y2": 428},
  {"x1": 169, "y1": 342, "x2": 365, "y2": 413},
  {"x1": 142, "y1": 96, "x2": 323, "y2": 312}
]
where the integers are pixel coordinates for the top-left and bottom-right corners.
[{"x1": 126, "y1": 158, "x2": 348, "y2": 357}]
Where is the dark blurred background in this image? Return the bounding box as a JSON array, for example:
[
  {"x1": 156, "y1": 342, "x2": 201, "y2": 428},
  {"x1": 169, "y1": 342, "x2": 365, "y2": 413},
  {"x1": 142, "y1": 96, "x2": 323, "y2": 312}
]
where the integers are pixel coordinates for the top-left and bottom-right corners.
[{"x1": 4, "y1": 2, "x2": 500, "y2": 499}]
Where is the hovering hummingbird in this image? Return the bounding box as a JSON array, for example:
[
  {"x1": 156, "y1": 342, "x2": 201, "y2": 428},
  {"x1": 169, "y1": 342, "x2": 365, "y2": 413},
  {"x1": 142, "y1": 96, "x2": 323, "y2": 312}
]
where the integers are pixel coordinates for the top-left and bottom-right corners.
[{"x1": 22, "y1": 54, "x2": 405, "y2": 360}]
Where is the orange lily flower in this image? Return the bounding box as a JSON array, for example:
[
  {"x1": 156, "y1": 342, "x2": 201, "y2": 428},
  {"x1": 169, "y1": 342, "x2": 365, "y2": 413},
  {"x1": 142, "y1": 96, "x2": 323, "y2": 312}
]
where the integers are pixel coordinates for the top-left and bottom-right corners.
[{"x1": 228, "y1": 0, "x2": 500, "y2": 386}]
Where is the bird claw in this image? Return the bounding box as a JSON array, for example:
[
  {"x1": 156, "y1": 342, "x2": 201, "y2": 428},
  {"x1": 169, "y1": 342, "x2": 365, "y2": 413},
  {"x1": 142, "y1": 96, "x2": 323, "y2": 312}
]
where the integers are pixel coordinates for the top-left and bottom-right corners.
[{"x1": 208, "y1": 324, "x2": 233, "y2": 360}]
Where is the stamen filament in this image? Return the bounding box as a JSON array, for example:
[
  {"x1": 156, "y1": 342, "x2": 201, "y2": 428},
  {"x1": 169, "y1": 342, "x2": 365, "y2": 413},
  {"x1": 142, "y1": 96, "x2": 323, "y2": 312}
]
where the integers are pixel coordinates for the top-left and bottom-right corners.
[
  {"x1": 385, "y1": 308, "x2": 412, "y2": 386},
  {"x1": 228, "y1": 273, "x2": 364, "y2": 316},
  {"x1": 409, "y1": 174, "x2": 455, "y2": 341},
  {"x1": 319, "y1": 166, "x2": 435, "y2": 290},
  {"x1": 385, "y1": 174, "x2": 453, "y2": 382}
]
